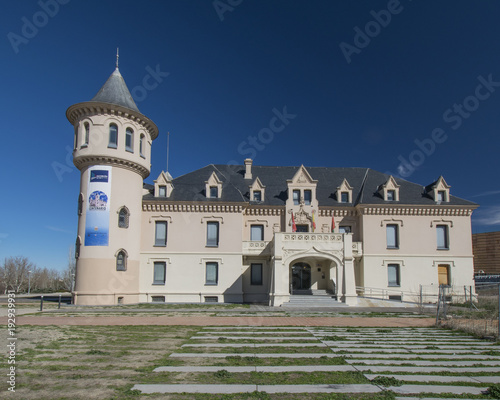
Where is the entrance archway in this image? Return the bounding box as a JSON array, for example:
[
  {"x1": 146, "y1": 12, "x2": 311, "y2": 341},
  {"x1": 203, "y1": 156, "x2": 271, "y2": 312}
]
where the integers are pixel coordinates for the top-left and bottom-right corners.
[{"x1": 291, "y1": 262, "x2": 311, "y2": 291}]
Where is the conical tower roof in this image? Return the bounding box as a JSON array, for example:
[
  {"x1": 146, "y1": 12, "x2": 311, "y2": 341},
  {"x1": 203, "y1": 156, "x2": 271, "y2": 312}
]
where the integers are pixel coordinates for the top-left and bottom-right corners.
[{"x1": 91, "y1": 67, "x2": 139, "y2": 112}]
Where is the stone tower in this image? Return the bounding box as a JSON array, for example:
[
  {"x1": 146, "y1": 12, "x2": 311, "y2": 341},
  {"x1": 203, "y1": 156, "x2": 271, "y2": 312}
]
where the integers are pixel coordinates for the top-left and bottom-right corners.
[{"x1": 66, "y1": 63, "x2": 159, "y2": 305}]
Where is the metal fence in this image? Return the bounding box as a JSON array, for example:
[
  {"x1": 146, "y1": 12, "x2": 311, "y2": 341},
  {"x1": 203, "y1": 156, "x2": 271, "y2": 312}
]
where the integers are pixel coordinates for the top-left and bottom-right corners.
[{"x1": 437, "y1": 283, "x2": 500, "y2": 339}]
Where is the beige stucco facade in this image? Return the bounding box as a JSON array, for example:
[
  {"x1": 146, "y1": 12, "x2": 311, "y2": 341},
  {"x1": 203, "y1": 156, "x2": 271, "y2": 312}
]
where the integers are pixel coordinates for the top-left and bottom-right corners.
[{"x1": 68, "y1": 67, "x2": 478, "y2": 306}]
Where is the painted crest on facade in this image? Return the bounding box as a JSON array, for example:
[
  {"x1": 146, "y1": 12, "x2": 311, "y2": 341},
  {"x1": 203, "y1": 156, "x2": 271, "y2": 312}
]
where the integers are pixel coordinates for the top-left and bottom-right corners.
[{"x1": 89, "y1": 191, "x2": 108, "y2": 211}]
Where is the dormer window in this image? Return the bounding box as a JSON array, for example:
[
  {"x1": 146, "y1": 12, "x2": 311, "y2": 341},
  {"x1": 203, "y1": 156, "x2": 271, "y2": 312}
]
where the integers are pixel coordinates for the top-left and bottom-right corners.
[
  {"x1": 437, "y1": 191, "x2": 446, "y2": 202},
  {"x1": 429, "y1": 176, "x2": 451, "y2": 203},
  {"x1": 249, "y1": 177, "x2": 265, "y2": 203},
  {"x1": 387, "y1": 190, "x2": 395, "y2": 201},
  {"x1": 205, "y1": 172, "x2": 223, "y2": 199},
  {"x1": 253, "y1": 191, "x2": 262, "y2": 201},
  {"x1": 341, "y1": 192, "x2": 349, "y2": 203},
  {"x1": 304, "y1": 190, "x2": 312, "y2": 205},
  {"x1": 108, "y1": 124, "x2": 118, "y2": 148},
  {"x1": 336, "y1": 179, "x2": 353, "y2": 204},
  {"x1": 159, "y1": 186, "x2": 167, "y2": 197},
  {"x1": 210, "y1": 186, "x2": 218, "y2": 198},
  {"x1": 381, "y1": 176, "x2": 400, "y2": 202}
]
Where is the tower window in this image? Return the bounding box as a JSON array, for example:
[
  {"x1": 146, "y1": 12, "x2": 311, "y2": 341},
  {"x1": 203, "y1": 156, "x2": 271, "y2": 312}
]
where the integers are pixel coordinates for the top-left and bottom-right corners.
[
  {"x1": 83, "y1": 122, "x2": 90, "y2": 146},
  {"x1": 140, "y1": 134, "x2": 145, "y2": 158},
  {"x1": 74, "y1": 126, "x2": 79, "y2": 150},
  {"x1": 118, "y1": 207, "x2": 130, "y2": 229},
  {"x1": 116, "y1": 250, "x2": 127, "y2": 271},
  {"x1": 108, "y1": 124, "x2": 118, "y2": 148},
  {"x1": 125, "y1": 128, "x2": 134, "y2": 152},
  {"x1": 75, "y1": 236, "x2": 81, "y2": 259},
  {"x1": 77, "y1": 193, "x2": 84, "y2": 216}
]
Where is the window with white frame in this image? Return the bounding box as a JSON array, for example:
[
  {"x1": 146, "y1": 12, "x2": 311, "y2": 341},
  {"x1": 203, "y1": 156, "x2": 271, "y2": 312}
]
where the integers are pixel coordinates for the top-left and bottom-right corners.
[
  {"x1": 206, "y1": 221, "x2": 219, "y2": 247},
  {"x1": 387, "y1": 264, "x2": 400, "y2": 286},
  {"x1": 108, "y1": 124, "x2": 118, "y2": 148},
  {"x1": 153, "y1": 261, "x2": 166, "y2": 285},
  {"x1": 125, "y1": 128, "x2": 134, "y2": 152},
  {"x1": 250, "y1": 225, "x2": 264, "y2": 241},
  {"x1": 386, "y1": 224, "x2": 399, "y2": 249},
  {"x1": 251, "y1": 263, "x2": 263, "y2": 285},
  {"x1": 206, "y1": 262, "x2": 218, "y2": 285},
  {"x1": 436, "y1": 225, "x2": 449, "y2": 250},
  {"x1": 155, "y1": 221, "x2": 167, "y2": 246}
]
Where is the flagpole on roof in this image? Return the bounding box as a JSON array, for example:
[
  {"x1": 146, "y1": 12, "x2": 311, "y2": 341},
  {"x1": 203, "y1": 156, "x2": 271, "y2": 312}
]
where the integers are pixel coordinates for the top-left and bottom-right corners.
[{"x1": 166, "y1": 131, "x2": 170, "y2": 176}]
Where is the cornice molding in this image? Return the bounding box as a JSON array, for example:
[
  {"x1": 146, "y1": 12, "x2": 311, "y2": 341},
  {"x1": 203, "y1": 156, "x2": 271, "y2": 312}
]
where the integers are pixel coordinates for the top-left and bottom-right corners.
[
  {"x1": 74, "y1": 155, "x2": 150, "y2": 178},
  {"x1": 143, "y1": 203, "x2": 245, "y2": 213},
  {"x1": 358, "y1": 206, "x2": 475, "y2": 216}
]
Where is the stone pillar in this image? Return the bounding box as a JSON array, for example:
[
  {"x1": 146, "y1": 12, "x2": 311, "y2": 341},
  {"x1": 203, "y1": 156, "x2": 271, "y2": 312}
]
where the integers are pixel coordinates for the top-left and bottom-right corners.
[{"x1": 341, "y1": 233, "x2": 358, "y2": 306}]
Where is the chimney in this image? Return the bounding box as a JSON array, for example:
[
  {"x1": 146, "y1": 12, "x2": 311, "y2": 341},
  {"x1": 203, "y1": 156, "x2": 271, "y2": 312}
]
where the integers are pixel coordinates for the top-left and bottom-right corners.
[{"x1": 244, "y1": 158, "x2": 252, "y2": 180}]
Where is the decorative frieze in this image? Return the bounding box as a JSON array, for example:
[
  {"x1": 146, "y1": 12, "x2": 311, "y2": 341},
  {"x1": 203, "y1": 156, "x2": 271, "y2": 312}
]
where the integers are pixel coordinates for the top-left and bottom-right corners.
[
  {"x1": 244, "y1": 207, "x2": 283, "y2": 216},
  {"x1": 360, "y1": 207, "x2": 474, "y2": 216},
  {"x1": 143, "y1": 203, "x2": 244, "y2": 213}
]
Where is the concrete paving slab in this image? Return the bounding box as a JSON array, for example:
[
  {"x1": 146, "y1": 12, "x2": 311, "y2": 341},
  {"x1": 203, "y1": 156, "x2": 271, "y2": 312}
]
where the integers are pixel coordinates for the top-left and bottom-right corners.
[
  {"x1": 154, "y1": 365, "x2": 358, "y2": 373},
  {"x1": 328, "y1": 343, "x2": 496, "y2": 349},
  {"x1": 329, "y1": 348, "x2": 483, "y2": 354},
  {"x1": 364, "y1": 374, "x2": 480, "y2": 383},
  {"x1": 190, "y1": 336, "x2": 316, "y2": 340},
  {"x1": 389, "y1": 384, "x2": 485, "y2": 395},
  {"x1": 202, "y1": 326, "x2": 304, "y2": 330},
  {"x1": 132, "y1": 384, "x2": 258, "y2": 394},
  {"x1": 258, "y1": 384, "x2": 381, "y2": 393},
  {"x1": 182, "y1": 343, "x2": 326, "y2": 348},
  {"x1": 169, "y1": 352, "x2": 346, "y2": 358},
  {"x1": 395, "y1": 398, "x2": 480, "y2": 400},
  {"x1": 202, "y1": 331, "x2": 307, "y2": 335},
  {"x1": 345, "y1": 354, "x2": 499, "y2": 360},
  {"x1": 473, "y1": 376, "x2": 500, "y2": 383},
  {"x1": 347, "y1": 359, "x2": 500, "y2": 366},
  {"x1": 354, "y1": 366, "x2": 500, "y2": 373}
]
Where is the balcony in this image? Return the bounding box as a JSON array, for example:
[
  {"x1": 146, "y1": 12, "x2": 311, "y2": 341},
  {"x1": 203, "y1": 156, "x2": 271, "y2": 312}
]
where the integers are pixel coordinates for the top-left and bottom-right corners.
[{"x1": 242, "y1": 240, "x2": 272, "y2": 256}]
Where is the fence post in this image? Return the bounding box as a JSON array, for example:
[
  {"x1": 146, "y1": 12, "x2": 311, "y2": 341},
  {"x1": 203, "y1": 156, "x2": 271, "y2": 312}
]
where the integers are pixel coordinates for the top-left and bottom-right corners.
[
  {"x1": 58, "y1": 294, "x2": 62, "y2": 309},
  {"x1": 464, "y1": 285, "x2": 467, "y2": 303},
  {"x1": 420, "y1": 285, "x2": 423, "y2": 308},
  {"x1": 470, "y1": 285, "x2": 473, "y2": 308},
  {"x1": 40, "y1": 295, "x2": 44, "y2": 312},
  {"x1": 435, "y1": 286, "x2": 441, "y2": 325}
]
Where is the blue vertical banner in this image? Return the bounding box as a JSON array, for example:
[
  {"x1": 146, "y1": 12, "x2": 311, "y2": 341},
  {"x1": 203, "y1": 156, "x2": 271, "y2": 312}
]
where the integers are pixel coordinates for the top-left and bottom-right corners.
[{"x1": 85, "y1": 166, "x2": 112, "y2": 246}]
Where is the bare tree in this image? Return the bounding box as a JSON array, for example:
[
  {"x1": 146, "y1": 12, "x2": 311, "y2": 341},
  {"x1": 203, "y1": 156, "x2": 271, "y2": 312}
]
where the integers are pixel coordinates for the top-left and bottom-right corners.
[{"x1": 2, "y1": 256, "x2": 35, "y2": 292}]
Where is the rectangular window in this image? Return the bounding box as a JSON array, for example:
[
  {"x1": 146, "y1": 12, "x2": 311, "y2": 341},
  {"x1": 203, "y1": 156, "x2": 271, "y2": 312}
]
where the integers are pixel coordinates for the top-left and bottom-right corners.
[
  {"x1": 250, "y1": 225, "x2": 264, "y2": 241},
  {"x1": 206, "y1": 262, "x2": 218, "y2": 285},
  {"x1": 158, "y1": 186, "x2": 166, "y2": 197},
  {"x1": 209, "y1": 186, "x2": 218, "y2": 198},
  {"x1": 304, "y1": 190, "x2": 312, "y2": 205},
  {"x1": 387, "y1": 264, "x2": 400, "y2": 287},
  {"x1": 387, "y1": 190, "x2": 395, "y2": 201},
  {"x1": 155, "y1": 221, "x2": 167, "y2": 246},
  {"x1": 341, "y1": 192, "x2": 349, "y2": 203},
  {"x1": 436, "y1": 225, "x2": 449, "y2": 250},
  {"x1": 386, "y1": 224, "x2": 398, "y2": 249},
  {"x1": 84, "y1": 123, "x2": 89, "y2": 146},
  {"x1": 293, "y1": 190, "x2": 300, "y2": 205},
  {"x1": 251, "y1": 263, "x2": 263, "y2": 285},
  {"x1": 253, "y1": 191, "x2": 262, "y2": 202},
  {"x1": 339, "y1": 226, "x2": 351, "y2": 234},
  {"x1": 296, "y1": 224, "x2": 308, "y2": 232},
  {"x1": 153, "y1": 262, "x2": 166, "y2": 285},
  {"x1": 206, "y1": 222, "x2": 219, "y2": 247},
  {"x1": 437, "y1": 191, "x2": 446, "y2": 202}
]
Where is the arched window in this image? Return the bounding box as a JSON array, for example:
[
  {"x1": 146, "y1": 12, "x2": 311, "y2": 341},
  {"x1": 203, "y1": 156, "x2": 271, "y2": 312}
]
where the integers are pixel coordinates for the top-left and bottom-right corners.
[
  {"x1": 78, "y1": 193, "x2": 84, "y2": 216},
  {"x1": 116, "y1": 249, "x2": 127, "y2": 271},
  {"x1": 84, "y1": 122, "x2": 90, "y2": 146},
  {"x1": 125, "y1": 128, "x2": 134, "y2": 152},
  {"x1": 108, "y1": 124, "x2": 118, "y2": 148},
  {"x1": 118, "y1": 207, "x2": 130, "y2": 228},
  {"x1": 74, "y1": 126, "x2": 79, "y2": 149},
  {"x1": 140, "y1": 134, "x2": 145, "y2": 157}
]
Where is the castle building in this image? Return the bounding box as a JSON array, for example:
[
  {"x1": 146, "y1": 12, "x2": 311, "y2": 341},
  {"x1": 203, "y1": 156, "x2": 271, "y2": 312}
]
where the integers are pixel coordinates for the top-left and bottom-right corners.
[{"x1": 67, "y1": 65, "x2": 478, "y2": 306}]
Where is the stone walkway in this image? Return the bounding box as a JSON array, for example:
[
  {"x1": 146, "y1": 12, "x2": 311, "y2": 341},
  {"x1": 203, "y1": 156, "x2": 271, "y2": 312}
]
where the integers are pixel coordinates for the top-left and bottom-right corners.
[{"x1": 132, "y1": 326, "x2": 500, "y2": 396}]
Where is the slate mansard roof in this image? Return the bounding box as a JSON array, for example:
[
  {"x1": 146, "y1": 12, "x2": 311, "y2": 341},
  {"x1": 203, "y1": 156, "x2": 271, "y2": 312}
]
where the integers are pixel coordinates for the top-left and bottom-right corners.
[{"x1": 143, "y1": 164, "x2": 477, "y2": 208}]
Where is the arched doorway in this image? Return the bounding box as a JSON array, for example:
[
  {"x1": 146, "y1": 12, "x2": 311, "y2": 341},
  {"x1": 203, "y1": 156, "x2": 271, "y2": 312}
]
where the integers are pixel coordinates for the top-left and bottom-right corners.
[{"x1": 291, "y1": 262, "x2": 311, "y2": 291}]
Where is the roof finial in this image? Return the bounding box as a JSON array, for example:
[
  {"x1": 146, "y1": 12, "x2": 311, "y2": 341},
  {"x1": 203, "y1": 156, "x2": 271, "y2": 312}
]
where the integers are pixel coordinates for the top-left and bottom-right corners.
[{"x1": 116, "y1": 47, "x2": 119, "y2": 69}]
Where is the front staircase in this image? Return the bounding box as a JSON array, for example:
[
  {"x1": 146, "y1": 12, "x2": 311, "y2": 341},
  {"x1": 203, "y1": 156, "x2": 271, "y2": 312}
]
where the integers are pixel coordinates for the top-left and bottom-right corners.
[{"x1": 280, "y1": 290, "x2": 348, "y2": 308}]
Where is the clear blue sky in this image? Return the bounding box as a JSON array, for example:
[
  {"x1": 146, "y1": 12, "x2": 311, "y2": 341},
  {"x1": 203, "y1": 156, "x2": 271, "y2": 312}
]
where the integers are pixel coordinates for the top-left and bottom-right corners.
[{"x1": 1, "y1": 0, "x2": 500, "y2": 272}]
